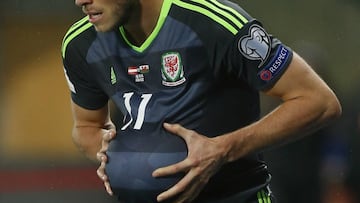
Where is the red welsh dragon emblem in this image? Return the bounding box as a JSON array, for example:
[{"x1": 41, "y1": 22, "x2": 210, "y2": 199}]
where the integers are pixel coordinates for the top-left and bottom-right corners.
[
  {"x1": 161, "y1": 52, "x2": 186, "y2": 86},
  {"x1": 164, "y1": 55, "x2": 179, "y2": 78}
]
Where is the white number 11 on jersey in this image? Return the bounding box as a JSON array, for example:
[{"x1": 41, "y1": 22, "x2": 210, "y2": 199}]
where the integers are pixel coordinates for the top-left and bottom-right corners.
[{"x1": 121, "y1": 92, "x2": 152, "y2": 130}]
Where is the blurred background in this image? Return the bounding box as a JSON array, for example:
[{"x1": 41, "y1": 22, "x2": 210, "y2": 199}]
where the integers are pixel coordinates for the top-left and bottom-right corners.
[{"x1": 0, "y1": 0, "x2": 358, "y2": 202}]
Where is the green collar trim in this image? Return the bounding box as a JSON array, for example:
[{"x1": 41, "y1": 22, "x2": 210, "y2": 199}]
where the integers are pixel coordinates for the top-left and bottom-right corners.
[{"x1": 119, "y1": 0, "x2": 172, "y2": 53}]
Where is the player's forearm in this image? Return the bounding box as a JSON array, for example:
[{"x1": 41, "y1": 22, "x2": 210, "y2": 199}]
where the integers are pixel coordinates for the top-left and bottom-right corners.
[
  {"x1": 72, "y1": 126, "x2": 103, "y2": 162},
  {"x1": 72, "y1": 122, "x2": 115, "y2": 162},
  {"x1": 70, "y1": 101, "x2": 115, "y2": 161},
  {"x1": 221, "y1": 90, "x2": 341, "y2": 163}
]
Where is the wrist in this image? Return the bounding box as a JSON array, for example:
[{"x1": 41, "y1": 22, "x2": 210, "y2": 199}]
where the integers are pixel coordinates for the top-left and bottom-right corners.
[
  {"x1": 214, "y1": 133, "x2": 236, "y2": 163},
  {"x1": 218, "y1": 128, "x2": 254, "y2": 163}
]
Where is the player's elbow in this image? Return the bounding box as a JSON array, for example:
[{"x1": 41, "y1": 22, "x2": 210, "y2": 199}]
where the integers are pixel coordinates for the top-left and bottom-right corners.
[
  {"x1": 327, "y1": 96, "x2": 342, "y2": 120},
  {"x1": 319, "y1": 90, "x2": 342, "y2": 124},
  {"x1": 71, "y1": 127, "x2": 99, "y2": 162},
  {"x1": 72, "y1": 128, "x2": 86, "y2": 153}
]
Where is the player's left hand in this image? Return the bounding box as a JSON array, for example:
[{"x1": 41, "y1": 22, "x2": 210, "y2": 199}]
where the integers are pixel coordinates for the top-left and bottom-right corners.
[
  {"x1": 96, "y1": 129, "x2": 116, "y2": 196},
  {"x1": 152, "y1": 123, "x2": 229, "y2": 203}
]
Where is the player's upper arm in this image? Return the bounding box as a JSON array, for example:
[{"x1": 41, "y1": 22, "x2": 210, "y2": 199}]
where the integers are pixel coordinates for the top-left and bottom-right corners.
[
  {"x1": 264, "y1": 52, "x2": 341, "y2": 117},
  {"x1": 71, "y1": 100, "x2": 111, "y2": 128}
]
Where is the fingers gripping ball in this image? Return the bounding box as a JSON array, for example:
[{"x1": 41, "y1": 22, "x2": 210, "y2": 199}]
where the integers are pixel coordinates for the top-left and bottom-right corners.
[{"x1": 105, "y1": 130, "x2": 187, "y2": 202}]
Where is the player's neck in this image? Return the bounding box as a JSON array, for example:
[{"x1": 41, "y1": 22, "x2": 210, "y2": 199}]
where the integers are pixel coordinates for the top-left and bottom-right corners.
[{"x1": 123, "y1": 0, "x2": 163, "y2": 46}]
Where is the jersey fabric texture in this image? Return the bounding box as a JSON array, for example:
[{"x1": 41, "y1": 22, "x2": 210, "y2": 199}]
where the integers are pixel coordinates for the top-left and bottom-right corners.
[{"x1": 62, "y1": 0, "x2": 292, "y2": 202}]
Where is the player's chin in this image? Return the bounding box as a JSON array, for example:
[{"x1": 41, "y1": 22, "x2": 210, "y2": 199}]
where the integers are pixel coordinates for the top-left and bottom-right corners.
[
  {"x1": 93, "y1": 25, "x2": 112, "y2": 32},
  {"x1": 93, "y1": 22, "x2": 118, "y2": 32}
]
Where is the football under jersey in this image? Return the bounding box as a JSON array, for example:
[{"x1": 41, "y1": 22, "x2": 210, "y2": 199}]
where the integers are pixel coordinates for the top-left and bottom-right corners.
[{"x1": 62, "y1": 0, "x2": 293, "y2": 202}]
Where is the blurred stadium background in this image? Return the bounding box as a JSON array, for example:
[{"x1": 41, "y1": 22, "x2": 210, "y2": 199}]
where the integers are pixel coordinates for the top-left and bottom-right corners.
[{"x1": 0, "y1": 0, "x2": 359, "y2": 202}]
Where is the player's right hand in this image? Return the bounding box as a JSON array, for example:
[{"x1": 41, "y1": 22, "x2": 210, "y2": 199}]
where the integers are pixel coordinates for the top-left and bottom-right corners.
[{"x1": 96, "y1": 129, "x2": 116, "y2": 196}]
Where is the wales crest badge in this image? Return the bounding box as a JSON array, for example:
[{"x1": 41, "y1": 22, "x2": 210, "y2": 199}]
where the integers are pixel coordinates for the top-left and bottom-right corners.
[{"x1": 161, "y1": 52, "x2": 186, "y2": 86}]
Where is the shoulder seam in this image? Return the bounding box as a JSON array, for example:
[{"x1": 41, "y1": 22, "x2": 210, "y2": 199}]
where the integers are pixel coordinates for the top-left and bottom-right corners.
[
  {"x1": 172, "y1": 0, "x2": 249, "y2": 35},
  {"x1": 61, "y1": 16, "x2": 93, "y2": 59},
  {"x1": 208, "y1": 0, "x2": 249, "y2": 25}
]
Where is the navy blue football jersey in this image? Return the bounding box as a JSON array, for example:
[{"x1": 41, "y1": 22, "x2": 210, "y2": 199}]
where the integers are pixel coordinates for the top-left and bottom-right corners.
[{"x1": 62, "y1": 0, "x2": 293, "y2": 202}]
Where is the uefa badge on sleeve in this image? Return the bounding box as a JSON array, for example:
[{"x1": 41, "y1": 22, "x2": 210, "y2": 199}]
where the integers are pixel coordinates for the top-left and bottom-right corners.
[
  {"x1": 161, "y1": 52, "x2": 186, "y2": 87},
  {"x1": 238, "y1": 24, "x2": 271, "y2": 68}
]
